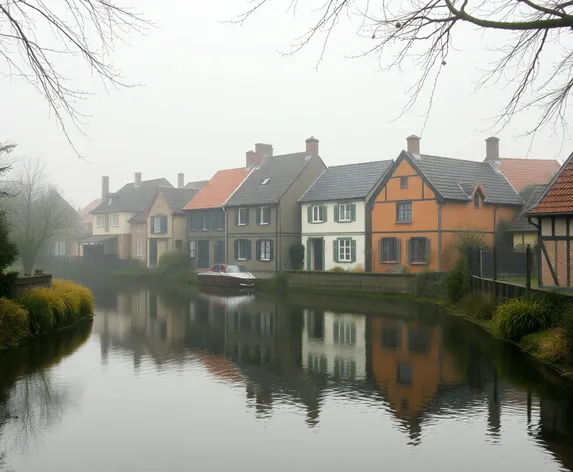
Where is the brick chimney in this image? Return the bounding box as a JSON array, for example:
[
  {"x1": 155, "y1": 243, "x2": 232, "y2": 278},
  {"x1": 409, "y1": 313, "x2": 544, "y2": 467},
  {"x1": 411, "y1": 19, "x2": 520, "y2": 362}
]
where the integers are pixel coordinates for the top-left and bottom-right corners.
[
  {"x1": 407, "y1": 135, "x2": 421, "y2": 154},
  {"x1": 485, "y1": 136, "x2": 500, "y2": 161},
  {"x1": 246, "y1": 150, "x2": 261, "y2": 169},
  {"x1": 178, "y1": 173, "x2": 184, "y2": 189},
  {"x1": 102, "y1": 176, "x2": 109, "y2": 203},
  {"x1": 255, "y1": 143, "x2": 273, "y2": 159},
  {"x1": 306, "y1": 136, "x2": 319, "y2": 156},
  {"x1": 134, "y1": 172, "x2": 142, "y2": 187}
]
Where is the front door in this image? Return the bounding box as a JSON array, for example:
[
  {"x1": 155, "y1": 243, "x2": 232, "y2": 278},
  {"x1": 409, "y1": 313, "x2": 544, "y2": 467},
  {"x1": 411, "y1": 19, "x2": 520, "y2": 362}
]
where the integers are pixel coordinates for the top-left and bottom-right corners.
[
  {"x1": 149, "y1": 239, "x2": 158, "y2": 267},
  {"x1": 214, "y1": 240, "x2": 225, "y2": 264},
  {"x1": 312, "y1": 238, "x2": 324, "y2": 271},
  {"x1": 198, "y1": 240, "x2": 210, "y2": 268}
]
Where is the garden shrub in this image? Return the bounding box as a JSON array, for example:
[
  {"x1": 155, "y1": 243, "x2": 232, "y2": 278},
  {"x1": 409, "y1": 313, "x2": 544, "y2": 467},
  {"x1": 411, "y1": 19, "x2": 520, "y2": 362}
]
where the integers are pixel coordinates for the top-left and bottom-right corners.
[
  {"x1": 494, "y1": 297, "x2": 549, "y2": 341},
  {"x1": 460, "y1": 292, "x2": 496, "y2": 321},
  {"x1": 533, "y1": 290, "x2": 572, "y2": 326},
  {"x1": 329, "y1": 266, "x2": 346, "y2": 272},
  {"x1": 351, "y1": 264, "x2": 365, "y2": 273},
  {"x1": 443, "y1": 257, "x2": 471, "y2": 303},
  {"x1": 564, "y1": 313, "x2": 573, "y2": 365},
  {"x1": 17, "y1": 288, "x2": 55, "y2": 334},
  {"x1": 522, "y1": 329, "x2": 567, "y2": 363},
  {"x1": 289, "y1": 243, "x2": 305, "y2": 270},
  {"x1": 0, "y1": 298, "x2": 28, "y2": 350},
  {"x1": 52, "y1": 279, "x2": 94, "y2": 319},
  {"x1": 0, "y1": 271, "x2": 18, "y2": 298},
  {"x1": 157, "y1": 251, "x2": 189, "y2": 276},
  {"x1": 276, "y1": 271, "x2": 289, "y2": 292}
]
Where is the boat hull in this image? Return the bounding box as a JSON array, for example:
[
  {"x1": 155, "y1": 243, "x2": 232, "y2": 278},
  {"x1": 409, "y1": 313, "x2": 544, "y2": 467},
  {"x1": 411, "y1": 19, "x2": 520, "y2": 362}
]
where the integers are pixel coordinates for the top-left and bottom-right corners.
[{"x1": 197, "y1": 273, "x2": 255, "y2": 288}]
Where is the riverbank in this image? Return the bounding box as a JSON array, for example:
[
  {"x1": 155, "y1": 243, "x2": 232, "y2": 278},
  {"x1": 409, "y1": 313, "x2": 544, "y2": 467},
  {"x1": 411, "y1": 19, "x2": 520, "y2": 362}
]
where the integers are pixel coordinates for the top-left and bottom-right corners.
[{"x1": 0, "y1": 279, "x2": 94, "y2": 351}]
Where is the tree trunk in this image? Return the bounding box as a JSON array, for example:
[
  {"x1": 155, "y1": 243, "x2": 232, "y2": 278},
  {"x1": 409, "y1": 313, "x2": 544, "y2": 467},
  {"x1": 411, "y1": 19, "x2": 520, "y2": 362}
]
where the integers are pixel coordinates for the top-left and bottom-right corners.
[{"x1": 22, "y1": 254, "x2": 35, "y2": 275}]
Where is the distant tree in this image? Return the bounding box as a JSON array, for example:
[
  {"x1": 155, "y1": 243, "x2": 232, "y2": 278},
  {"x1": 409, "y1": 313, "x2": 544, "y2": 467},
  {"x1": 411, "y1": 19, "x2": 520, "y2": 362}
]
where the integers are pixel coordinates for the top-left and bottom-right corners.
[
  {"x1": 5, "y1": 159, "x2": 80, "y2": 274},
  {"x1": 0, "y1": 2, "x2": 149, "y2": 152},
  {"x1": 238, "y1": 0, "x2": 573, "y2": 138},
  {"x1": 0, "y1": 143, "x2": 18, "y2": 271}
]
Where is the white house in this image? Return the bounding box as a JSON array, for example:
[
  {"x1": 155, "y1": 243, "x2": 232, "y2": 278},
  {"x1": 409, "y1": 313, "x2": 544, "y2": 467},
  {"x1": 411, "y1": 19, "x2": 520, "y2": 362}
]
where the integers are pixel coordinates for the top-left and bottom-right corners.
[
  {"x1": 299, "y1": 160, "x2": 393, "y2": 271},
  {"x1": 302, "y1": 310, "x2": 366, "y2": 380}
]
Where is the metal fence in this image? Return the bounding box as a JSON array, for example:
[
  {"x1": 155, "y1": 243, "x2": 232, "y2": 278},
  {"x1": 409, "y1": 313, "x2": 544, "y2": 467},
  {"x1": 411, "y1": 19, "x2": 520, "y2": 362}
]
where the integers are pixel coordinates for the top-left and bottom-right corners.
[{"x1": 467, "y1": 244, "x2": 538, "y2": 285}]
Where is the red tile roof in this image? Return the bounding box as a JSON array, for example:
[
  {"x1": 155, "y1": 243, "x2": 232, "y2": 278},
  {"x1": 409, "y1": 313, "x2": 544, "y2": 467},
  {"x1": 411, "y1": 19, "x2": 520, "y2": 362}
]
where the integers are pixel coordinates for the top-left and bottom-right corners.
[
  {"x1": 81, "y1": 199, "x2": 102, "y2": 224},
  {"x1": 183, "y1": 168, "x2": 249, "y2": 210},
  {"x1": 498, "y1": 158, "x2": 561, "y2": 192},
  {"x1": 529, "y1": 154, "x2": 573, "y2": 215}
]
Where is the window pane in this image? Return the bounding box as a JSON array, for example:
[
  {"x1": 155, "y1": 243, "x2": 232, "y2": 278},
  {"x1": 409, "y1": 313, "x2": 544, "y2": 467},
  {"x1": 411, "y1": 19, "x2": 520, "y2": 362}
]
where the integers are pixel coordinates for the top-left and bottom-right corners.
[{"x1": 412, "y1": 238, "x2": 427, "y2": 263}]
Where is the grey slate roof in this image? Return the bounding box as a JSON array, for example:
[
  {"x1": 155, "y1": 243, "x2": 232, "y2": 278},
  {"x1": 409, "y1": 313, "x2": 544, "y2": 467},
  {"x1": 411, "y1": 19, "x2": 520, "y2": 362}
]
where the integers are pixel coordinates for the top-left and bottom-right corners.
[
  {"x1": 185, "y1": 180, "x2": 208, "y2": 190},
  {"x1": 299, "y1": 160, "x2": 393, "y2": 203},
  {"x1": 91, "y1": 178, "x2": 173, "y2": 213},
  {"x1": 159, "y1": 187, "x2": 200, "y2": 213},
  {"x1": 405, "y1": 152, "x2": 523, "y2": 205},
  {"x1": 129, "y1": 211, "x2": 146, "y2": 223},
  {"x1": 508, "y1": 184, "x2": 546, "y2": 232},
  {"x1": 225, "y1": 152, "x2": 314, "y2": 206}
]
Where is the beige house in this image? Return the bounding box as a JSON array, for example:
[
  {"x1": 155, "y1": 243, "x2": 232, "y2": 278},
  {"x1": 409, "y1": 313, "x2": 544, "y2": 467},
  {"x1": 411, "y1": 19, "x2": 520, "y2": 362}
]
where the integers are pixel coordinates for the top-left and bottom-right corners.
[{"x1": 146, "y1": 185, "x2": 202, "y2": 266}]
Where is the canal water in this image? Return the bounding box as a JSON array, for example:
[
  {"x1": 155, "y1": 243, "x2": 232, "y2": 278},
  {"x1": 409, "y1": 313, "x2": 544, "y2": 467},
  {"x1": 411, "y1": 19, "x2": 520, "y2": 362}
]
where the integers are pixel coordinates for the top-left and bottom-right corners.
[{"x1": 1, "y1": 285, "x2": 573, "y2": 472}]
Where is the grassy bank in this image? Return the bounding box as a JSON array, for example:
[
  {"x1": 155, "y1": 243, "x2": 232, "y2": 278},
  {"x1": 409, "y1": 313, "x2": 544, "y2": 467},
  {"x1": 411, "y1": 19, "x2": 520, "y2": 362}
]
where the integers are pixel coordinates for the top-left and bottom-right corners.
[{"x1": 0, "y1": 279, "x2": 94, "y2": 351}]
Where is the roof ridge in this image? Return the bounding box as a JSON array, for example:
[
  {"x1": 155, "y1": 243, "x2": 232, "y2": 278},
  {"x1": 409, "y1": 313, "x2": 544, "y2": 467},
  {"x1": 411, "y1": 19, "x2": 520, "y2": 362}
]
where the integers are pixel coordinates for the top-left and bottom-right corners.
[
  {"x1": 499, "y1": 157, "x2": 560, "y2": 162},
  {"x1": 328, "y1": 159, "x2": 394, "y2": 169}
]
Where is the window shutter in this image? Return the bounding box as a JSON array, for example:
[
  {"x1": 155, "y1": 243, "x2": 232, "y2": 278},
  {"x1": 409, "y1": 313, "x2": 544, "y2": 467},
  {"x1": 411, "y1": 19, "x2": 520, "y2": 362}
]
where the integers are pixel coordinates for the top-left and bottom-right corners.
[
  {"x1": 322, "y1": 205, "x2": 328, "y2": 223},
  {"x1": 150, "y1": 217, "x2": 155, "y2": 234},
  {"x1": 396, "y1": 238, "x2": 402, "y2": 262},
  {"x1": 379, "y1": 238, "x2": 384, "y2": 263},
  {"x1": 234, "y1": 240, "x2": 238, "y2": 260},
  {"x1": 246, "y1": 239, "x2": 252, "y2": 260},
  {"x1": 334, "y1": 205, "x2": 339, "y2": 223},
  {"x1": 256, "y1": 208, "x2": 261, "y2": 226},
  {"x1": 425, "y1": 238, "x2": 432, "y2": 264},
  {"x1": 307, "y1": 206, "x2": 312, "y2": 223},
  {"x1": 333, "y1": 240, "x2": 339, "y2": 263},
  {"x1": 350, "y1": 239, "x2": 356, "y2": 263},
  {"x1": 306, "y1": 239, "x2": 311, "y2": 270},
  {"x1": 267, "y1": 207, "x2": 272, "y2": 225},
  {"x1": 406, "y1": 238, "x2": 412, "y2": 263},
  {"x1": 256, "y1": 239, "x2": 261, "y2": 260},
  {"x1": 269, "y1": 239, "x2": 274, "y2": 261},
  {"x1": 161, "y1": 215, "x2": 168, "y2": 234},
  {"x1": 245, "y1": 209, "x2": 250, "y2": 225},
  {"x1": 351, "y1": 204, "x2": 356, "y2": 222}
]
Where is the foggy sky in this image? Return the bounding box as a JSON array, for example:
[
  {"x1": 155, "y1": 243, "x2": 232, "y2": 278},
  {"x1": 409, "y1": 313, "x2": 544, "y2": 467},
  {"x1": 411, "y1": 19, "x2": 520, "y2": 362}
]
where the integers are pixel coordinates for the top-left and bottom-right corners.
[{"x1": 1, "y1": 0, "x2": 570, "y2": 208}]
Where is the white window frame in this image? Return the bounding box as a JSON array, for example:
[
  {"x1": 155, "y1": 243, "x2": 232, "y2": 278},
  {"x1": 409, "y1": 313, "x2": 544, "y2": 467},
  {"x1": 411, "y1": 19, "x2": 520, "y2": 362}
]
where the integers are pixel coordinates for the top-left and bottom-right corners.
[
  {"x1": 260, "y1": 313, "x2": 273, "y2": 335},
  {"x1": 54, "y1": 241, "x2": 66, "y2": 256},
  {"x1": 238, "y1": 208, "x2": 248, "y2": 226},
  {"x1": 189, "y1": 240, "x2": 197, "y2": 258},
  {"x1": 137, "y1": 224, "x2": 145, "y2": 233},
  {"x1": 215, "y1": 212, "x2": 224, "y2": 231},
  {"x1": 259, "y1": 206, "x2": 269, "y2": 225},
  {"x1": 312, "y1": 205, "x2": 323, "y2": 223},
  {"x1": 237, "y1": 240, "x2": 248, "y2": 260},
  {"x1": 110, "y1": 214, "x2": 119, "y2": 227},
  {"x1": 338, "y1": 239, "x2": 352, "y2": 262},
  {"x1": 153, "y1": 216, "x2": 161, "y2": 234},
  {"x1": 202, "y1": 213, "x2": 210, "y2": 231},
  {"x1": 136, "y1": 240, "x2": 144, "y2": 257},
  {"x1": 96, "y1": 215, "x2": 104, "y2": 228},
  {"x1": 260, "y1": 239, "x2": 271, "y2": 261},
  {"x1": 333, "y1": 321, "x2": 356, "y2": 346},
  {"x1": 339, "y1": 204, "x2": 351, "y2": 222}
]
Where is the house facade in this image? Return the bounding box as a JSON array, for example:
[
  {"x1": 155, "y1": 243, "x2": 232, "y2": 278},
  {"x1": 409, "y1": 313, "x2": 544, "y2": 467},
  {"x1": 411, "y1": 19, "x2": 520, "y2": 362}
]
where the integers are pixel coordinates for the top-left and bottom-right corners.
[
  {"x1": 184, "y1": 167, "x2": 250, "y2": 269},
  {"x1": 371, "y1": 136, "x2": 523, "y2": 273},
  {"x1": 146, "y1": 186, "x2": 201, "y2": 266},
  {"x1": 299, "y1": 160, "x2": 393, "y2": 271},
  {"x1": 224, "y1": 137, "x2": 326, "y2": 273},
  {"x1": 507, "y1": 184, "x2": 545, "y2": 249},
  {"x1": 87, "y1": 173, "x2": 173, "y2": 260},
  {"x1": 527, "y1": 152, "x2": 573, "y2": 288}
]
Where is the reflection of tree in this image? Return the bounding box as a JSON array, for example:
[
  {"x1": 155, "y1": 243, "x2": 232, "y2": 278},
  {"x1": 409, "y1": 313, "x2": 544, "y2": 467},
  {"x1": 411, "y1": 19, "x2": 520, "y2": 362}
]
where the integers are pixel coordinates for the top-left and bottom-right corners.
[{"x1": 0, "y1": 320, "x2": 92, "y2": 467}]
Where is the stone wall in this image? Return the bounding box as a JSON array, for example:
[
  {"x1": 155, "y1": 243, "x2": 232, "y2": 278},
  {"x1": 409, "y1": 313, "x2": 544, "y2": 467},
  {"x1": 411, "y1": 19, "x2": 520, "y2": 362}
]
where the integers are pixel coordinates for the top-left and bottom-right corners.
[
  {"x1": 285, "y1": 270, "x2": 443, "y2": 297},
  {"x1": 11, "y1": 274, "x2": 53, "y2": 297}
]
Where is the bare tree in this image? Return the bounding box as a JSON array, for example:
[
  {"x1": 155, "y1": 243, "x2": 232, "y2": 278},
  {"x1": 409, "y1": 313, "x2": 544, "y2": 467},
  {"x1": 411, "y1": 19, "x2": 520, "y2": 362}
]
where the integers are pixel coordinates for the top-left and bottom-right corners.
[
  {"x1": 237, "y1": 0, "x2": 573, "y2": 137},
  {"x1": 5, "y1": 159, "x2": 80, "y2": 274},
  {"x1": 0, "y1": 1, "x2": 148, "y2": 153}
]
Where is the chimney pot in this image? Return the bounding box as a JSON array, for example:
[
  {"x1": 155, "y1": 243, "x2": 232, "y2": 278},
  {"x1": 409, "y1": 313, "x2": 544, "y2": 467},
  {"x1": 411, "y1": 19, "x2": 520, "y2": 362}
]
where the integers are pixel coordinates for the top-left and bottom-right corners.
[
  {"x1": 305, "y1": 136, "x2": 319, "y2": 156},
  {"x1": 134, "y1": 172, "x2": 142, "y2": 187},
  {"x1": 102, "y1": 176, "x2": 110, "y2": 202},
  {"x1": 406, "y1": 135, "x2": 421, "y2": 154},
  {"x1": 485, "y1": 136, "x2": 500, "y2": 161},
  {"x1": 178, "y1": 172, "x2": 184, "y2": 189}
]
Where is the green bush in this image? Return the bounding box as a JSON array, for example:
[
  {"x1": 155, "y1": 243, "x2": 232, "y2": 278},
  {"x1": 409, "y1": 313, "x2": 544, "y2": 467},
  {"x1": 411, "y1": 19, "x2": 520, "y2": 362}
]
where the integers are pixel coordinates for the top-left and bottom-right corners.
[
  {"x1": 443, "y1": 257, "x2": 471, "y2": 303},
  {"x1": 0, "y1": 298, "x2": 28, "y2": 350},
  {"x1": 289, "y1": 243, "x2": 305, "y2": 270},
  {"x1": 460, "y1": 292, "x2": 496, "y2": 321},
  {"x1": 157, "y1": 251, "x2": 189, "y2": 276},
  {"x1": 17, "y1": 288, "x2": 55, "y2": 334},
  {"x1": 276, "y1": 271, "x2": 289, "y2": 292},
  {"x1": 533, "y1": 290, "x2": 572, "y2": 326},
  {"x1": 0, "y1": 270, "x2": 18, "y2": 298},
  {"x1": 494, "y1": 297, "x2": 549, "y2": 341},
  {"x1": 52, "y1": 279, "x2": 94, "y2": 318},
  {"x1": 329, "y1": 266, "x2": 346, "y2": 272},
  {"x1": 564, "y1": 314, "x2": 573, "y2": 364},
  {"x1": 0, "y1": 209, "x2": 18, "y2": 270}
]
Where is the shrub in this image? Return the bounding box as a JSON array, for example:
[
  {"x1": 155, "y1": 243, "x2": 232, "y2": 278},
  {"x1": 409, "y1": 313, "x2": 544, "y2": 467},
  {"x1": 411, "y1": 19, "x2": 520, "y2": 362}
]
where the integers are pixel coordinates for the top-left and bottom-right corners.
[
  {"x1": 564, "y1": 314, "x2": 573, "y2": 365},
  {"x1": 460, "y1": 292, "x2": 496, "y2": 321},
  {"x1": 329, "y1": 266, "x2": 346, "y2": 272},
  {"x1": 0, "y1": 209, "x2": 18, "y2": 270},
  {"x1": 0, "y1": 270, "x2": 18, "y2": 298},
  {"x1": 157, "y1": 251, "x2": 189, "y2": 276},
  {"x1": 0, "y1": 298, "x2": 28, "y2": 349},
  {"x1": 276, "y1": 271, "x2": 289, "y2": 292},
  {"x1": 53, "y1": 280, "x2": 94, "y2": 317},
  {"x1": 289, "y1": 243, "x2": 305, "y2": 270},
  {"x1": 443, "y1": 258, "x2": 471, "y2": 303},
  {"x1": 533, "y1": 290, "x2": 572, "y2": 326},
  {"x1": 450, "y1": 232, "x2": 489, "y2": 255},
  {"x1": 494, "y1": 297, "x2": 549, "y2": 341},
  {"x1": 350, "y1": 264, "x2": 365, "y2": 273},
  {"x1": 17, "y1": 288, "x2": 55, "y2": 334}
]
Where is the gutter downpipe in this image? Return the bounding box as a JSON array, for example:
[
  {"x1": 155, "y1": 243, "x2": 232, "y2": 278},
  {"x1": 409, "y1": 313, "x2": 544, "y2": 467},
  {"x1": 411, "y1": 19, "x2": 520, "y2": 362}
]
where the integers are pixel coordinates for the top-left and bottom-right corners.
[
  {"x1": 223, "y1": 206, "x2": 228, "y2": 264},
  {"x1": 276, "y1": 203, "x2": 280, "y2": 273},
  {"x1": 437, "y1": 202, "x2": 446, "y2": 272},
  {"x1": 493, "y1": 206, "x2": 499, "y2": 301}
]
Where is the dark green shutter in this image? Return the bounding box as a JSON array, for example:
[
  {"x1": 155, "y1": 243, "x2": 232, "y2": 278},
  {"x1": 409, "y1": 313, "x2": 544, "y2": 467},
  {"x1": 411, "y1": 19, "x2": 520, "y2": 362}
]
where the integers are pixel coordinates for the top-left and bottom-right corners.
[
  {"x1": 267, "y1": 207, "x2": 272, "y2": 225},
  {"x1": 245, "y1": 209, "x2": 250, "y2": 225},
  {"x1": 406, "y1": 238, "x2": 412, "y2": 263},
  {"x1": 396, "y1": 238, "x2": 402, "y2": 262},
  {"x1": 256, "y1": 239, "x2": 261, "y2": 260},
  {"x1": 306, "y1": 239, "x2": 311, "y2": 270},
  {"x1": 246, "y1": 240, "x2": 252, "y2": 260},
  {"x1": 334, "y1": 205, "x2": 339, "y2": 223},
  {"x1": 321, "y1": 239, "x2": 325, "y2": 270},
  {"x1": 256, "y1": 208, "x2": 261, "y2": 226},
  {"x1": 350, "y1": 239, "x2": 356, "y2": 263},
  {"x1": 351, "y1": 204, "x2": 356, "y2": 222},
  {"x1": 379, "y1": 238, "x2": 384, "y2": 263},
  {"x1": 161, "y1": 215, "x2": 168, "y2": 234},
  {"x1": 322, "y1": 205, "x2": 328, "y2": 223},
  {"x1": 425, "y1": 238, "x2": 432, "y2": 264},
  {"x1": 333, "y1": 240, "x2": 339, "y2": 263},
  {"x1": 269, "y1": 239, "x2": 274, "y2": 261},
  {"x1": 307, "y1": 206, "x2": 312, "y2": 223},
  {"x1": 234, "y1": 240, "x2": 238, "y2": 260},
  {"x1": 234, "y1": 210, "x2": 239, "y2": 226}
]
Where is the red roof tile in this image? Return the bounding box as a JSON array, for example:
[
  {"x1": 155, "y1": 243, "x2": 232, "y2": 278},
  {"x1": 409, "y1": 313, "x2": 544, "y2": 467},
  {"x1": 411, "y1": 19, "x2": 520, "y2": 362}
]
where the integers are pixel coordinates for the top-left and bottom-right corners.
[
  {"x1": 498, "y1": 158, "x2": 561, "y2": 192},
  {"x1": 529, "y1": 155, "x2": 573, "y2": 214},
  {"x1": 81, "y1": 199, "x2": 102, "y2": 224},
  {"x1": 183, "y1": 168, "x2": 249, "y2": 210}
]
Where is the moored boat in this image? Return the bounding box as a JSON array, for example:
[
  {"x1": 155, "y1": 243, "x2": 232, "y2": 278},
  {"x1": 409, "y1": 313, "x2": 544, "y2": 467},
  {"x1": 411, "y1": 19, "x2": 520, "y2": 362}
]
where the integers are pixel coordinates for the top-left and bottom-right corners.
[{"x1": 197, "y1": 264, "x2": 256, "y2": 288}]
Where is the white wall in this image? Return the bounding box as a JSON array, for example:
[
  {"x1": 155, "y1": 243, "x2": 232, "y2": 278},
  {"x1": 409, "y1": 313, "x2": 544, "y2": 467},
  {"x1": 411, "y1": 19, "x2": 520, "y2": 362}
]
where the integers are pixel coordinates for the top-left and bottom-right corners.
[
  {"x1": 302, "y1": 311, "x2": 366, "y2": 380},
  {"x1": 92, "y1": 211, "x2": 136, "y2": 235},
  {"x1": 302, "y1": 234, "x2": 366, "y2": 271}
]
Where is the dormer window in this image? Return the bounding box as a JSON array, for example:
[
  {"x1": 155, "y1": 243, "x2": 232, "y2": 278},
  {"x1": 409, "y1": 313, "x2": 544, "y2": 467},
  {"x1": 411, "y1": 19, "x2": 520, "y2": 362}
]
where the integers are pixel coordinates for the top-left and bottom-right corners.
[
  {"x1": 473, "y1": 193, "x2": 480, "y2": 208},
  {"x1": 260, "y1": 178, "x2": 270, "y2": 186}
]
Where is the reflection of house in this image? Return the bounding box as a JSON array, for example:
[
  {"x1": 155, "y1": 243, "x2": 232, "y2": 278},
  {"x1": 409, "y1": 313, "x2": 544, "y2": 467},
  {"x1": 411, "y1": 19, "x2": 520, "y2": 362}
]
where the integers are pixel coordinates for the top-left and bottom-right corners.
[{"x1": 302, "y1": 310, "x2": 366, "y2": 380}]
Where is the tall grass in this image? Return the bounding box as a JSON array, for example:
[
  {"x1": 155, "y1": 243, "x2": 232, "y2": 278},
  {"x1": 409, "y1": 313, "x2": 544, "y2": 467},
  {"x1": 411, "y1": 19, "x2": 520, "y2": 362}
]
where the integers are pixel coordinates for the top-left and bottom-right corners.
[
  {"x1": 0, "y1": 298, "x2": 29, "y2": 349},
  {"x1": 494, "y1": 297, "x2": 549, "y2": 341},
  {"x1": 460, "y1": 292, "x2": 496, "y2": 321},
  {"x1": 443, "y1": 258, "x2": 471, "y2": 303}
]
